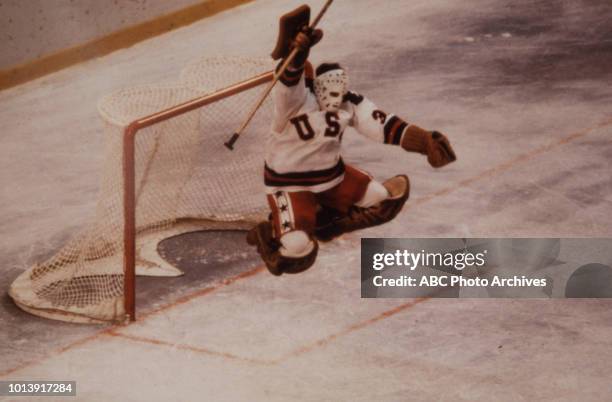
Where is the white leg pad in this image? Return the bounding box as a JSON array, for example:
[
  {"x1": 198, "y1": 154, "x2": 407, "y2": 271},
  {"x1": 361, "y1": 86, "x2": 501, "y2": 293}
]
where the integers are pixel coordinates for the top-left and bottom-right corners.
[
  {"x1": 279, "y1": 230, "x2": 315, "y2": 258},
  {"x1": 355, "y1": 180, "x2": 389, "y2": 208}
]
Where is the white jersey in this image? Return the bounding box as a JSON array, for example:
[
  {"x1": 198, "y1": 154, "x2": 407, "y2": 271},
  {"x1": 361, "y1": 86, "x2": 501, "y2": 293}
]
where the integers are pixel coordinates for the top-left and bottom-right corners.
[{"x1": 264, "y1": 66, "x2": 410, "y2": 193}]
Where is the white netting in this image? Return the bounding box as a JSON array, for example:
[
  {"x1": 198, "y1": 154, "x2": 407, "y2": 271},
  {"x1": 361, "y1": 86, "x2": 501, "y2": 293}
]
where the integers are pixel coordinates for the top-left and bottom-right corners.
[
  {"x1": 9, "y1": 57, "x2": 274, "y2": 323},
  {"x1": 180, "y1": 56, "x2": 275, "y2": 92}
]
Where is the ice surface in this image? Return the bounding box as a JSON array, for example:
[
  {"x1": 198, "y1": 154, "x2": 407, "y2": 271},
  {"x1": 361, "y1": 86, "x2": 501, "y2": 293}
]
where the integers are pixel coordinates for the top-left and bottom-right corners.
[{"x1": 1, "y1": 0, "x2": 612, "y2": 400}]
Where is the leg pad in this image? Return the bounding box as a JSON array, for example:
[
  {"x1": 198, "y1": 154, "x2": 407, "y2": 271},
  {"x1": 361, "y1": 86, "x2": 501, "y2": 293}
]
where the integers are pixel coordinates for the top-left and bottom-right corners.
[
  {"x1": 315, "y1": 175, "x2": 410, "y2": 242},
  {"x1": 247, "y1": 222, "x2": 318, "y2": 276}
]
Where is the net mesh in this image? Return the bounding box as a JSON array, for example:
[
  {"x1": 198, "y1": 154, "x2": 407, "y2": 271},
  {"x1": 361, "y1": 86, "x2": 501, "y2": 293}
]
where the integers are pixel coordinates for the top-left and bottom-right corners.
[{"x1": 9, "y1": 57, "x2": 274, "y2": 323}]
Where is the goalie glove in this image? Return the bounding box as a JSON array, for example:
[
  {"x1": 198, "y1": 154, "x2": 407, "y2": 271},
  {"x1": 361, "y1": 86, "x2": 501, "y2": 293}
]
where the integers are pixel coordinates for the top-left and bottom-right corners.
[
  {"x1": 400, "y1": 126, "x2": 457, "y2": 168},
  {"x1": 270, "y1": 5, "x2": 323, "y2": 68},
  {"x1": 291, "y1": 28, "x2": 323, "y2": 67},
  {"x1": 293, "y1": 28, "x2": 323, "y2": 51}
]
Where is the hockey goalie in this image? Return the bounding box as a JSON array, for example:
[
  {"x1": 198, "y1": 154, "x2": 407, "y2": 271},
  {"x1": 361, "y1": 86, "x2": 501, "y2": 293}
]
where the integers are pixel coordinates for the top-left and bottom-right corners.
[{"x1": 247, "y1": 8, "x2": 456, "y2": 276}]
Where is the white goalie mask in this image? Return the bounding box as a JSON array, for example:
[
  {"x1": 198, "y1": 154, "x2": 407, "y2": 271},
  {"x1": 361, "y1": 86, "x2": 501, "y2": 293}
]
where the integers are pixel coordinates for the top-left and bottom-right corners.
[{"x1": 313, "y1": 67, "x2": 349, "y2": 112}]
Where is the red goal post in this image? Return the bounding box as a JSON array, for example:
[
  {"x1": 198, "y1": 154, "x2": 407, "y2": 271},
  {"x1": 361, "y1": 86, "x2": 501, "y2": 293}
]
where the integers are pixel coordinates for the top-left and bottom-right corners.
[{"x1": 122, "y1": 71, "x2": 273, "y2": 321}]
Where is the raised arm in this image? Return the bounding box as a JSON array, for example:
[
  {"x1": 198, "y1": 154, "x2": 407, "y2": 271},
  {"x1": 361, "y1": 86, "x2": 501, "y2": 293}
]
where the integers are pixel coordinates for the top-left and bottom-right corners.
[
  {"x1": 350, "y1": 93, "x2": 456, "y2": 168},
  {"x1": 271, "y1": 29, "x2": 322, "y2": 132}
]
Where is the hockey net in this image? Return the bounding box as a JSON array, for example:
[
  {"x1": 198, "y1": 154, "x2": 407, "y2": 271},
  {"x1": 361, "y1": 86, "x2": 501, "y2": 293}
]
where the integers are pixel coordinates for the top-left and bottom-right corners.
[{"x1": 9, "y1": 57, "x2": 275, "y2": 323}]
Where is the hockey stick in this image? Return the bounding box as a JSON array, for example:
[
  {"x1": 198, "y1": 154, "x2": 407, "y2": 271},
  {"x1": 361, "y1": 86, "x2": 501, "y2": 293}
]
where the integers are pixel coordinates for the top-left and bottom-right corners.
[{"x1": 224, "y1": 0, "x2": 334, "y2": 150}]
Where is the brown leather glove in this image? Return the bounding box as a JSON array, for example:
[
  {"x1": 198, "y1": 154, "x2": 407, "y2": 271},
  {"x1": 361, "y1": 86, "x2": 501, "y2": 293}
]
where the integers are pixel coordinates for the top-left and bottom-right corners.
[
  {"x1": 401, "y1": 126, "x2": 457, "y2": 168},
  {"x1": 293, "y1": 29, "x2": 323, "y2": 50},
  {"x1": 291, "y1": 28, "x2": 323, "y2": 67}
]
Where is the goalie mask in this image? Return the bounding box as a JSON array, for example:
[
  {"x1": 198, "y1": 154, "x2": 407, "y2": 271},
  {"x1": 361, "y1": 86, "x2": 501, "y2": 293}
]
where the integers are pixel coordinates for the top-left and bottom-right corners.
[{"x1": 314, "y1": 63, "x2": 348, "y2": 112}]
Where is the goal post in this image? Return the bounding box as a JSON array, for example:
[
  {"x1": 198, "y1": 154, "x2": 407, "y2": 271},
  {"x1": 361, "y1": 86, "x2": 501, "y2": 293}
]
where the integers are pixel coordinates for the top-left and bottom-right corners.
[
  {"x1": 122, "y1": 71, "x2": 273, "y2": 321},
  {"x1": 9, "y1": 57, "x2": 275, "y2": 324}
]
